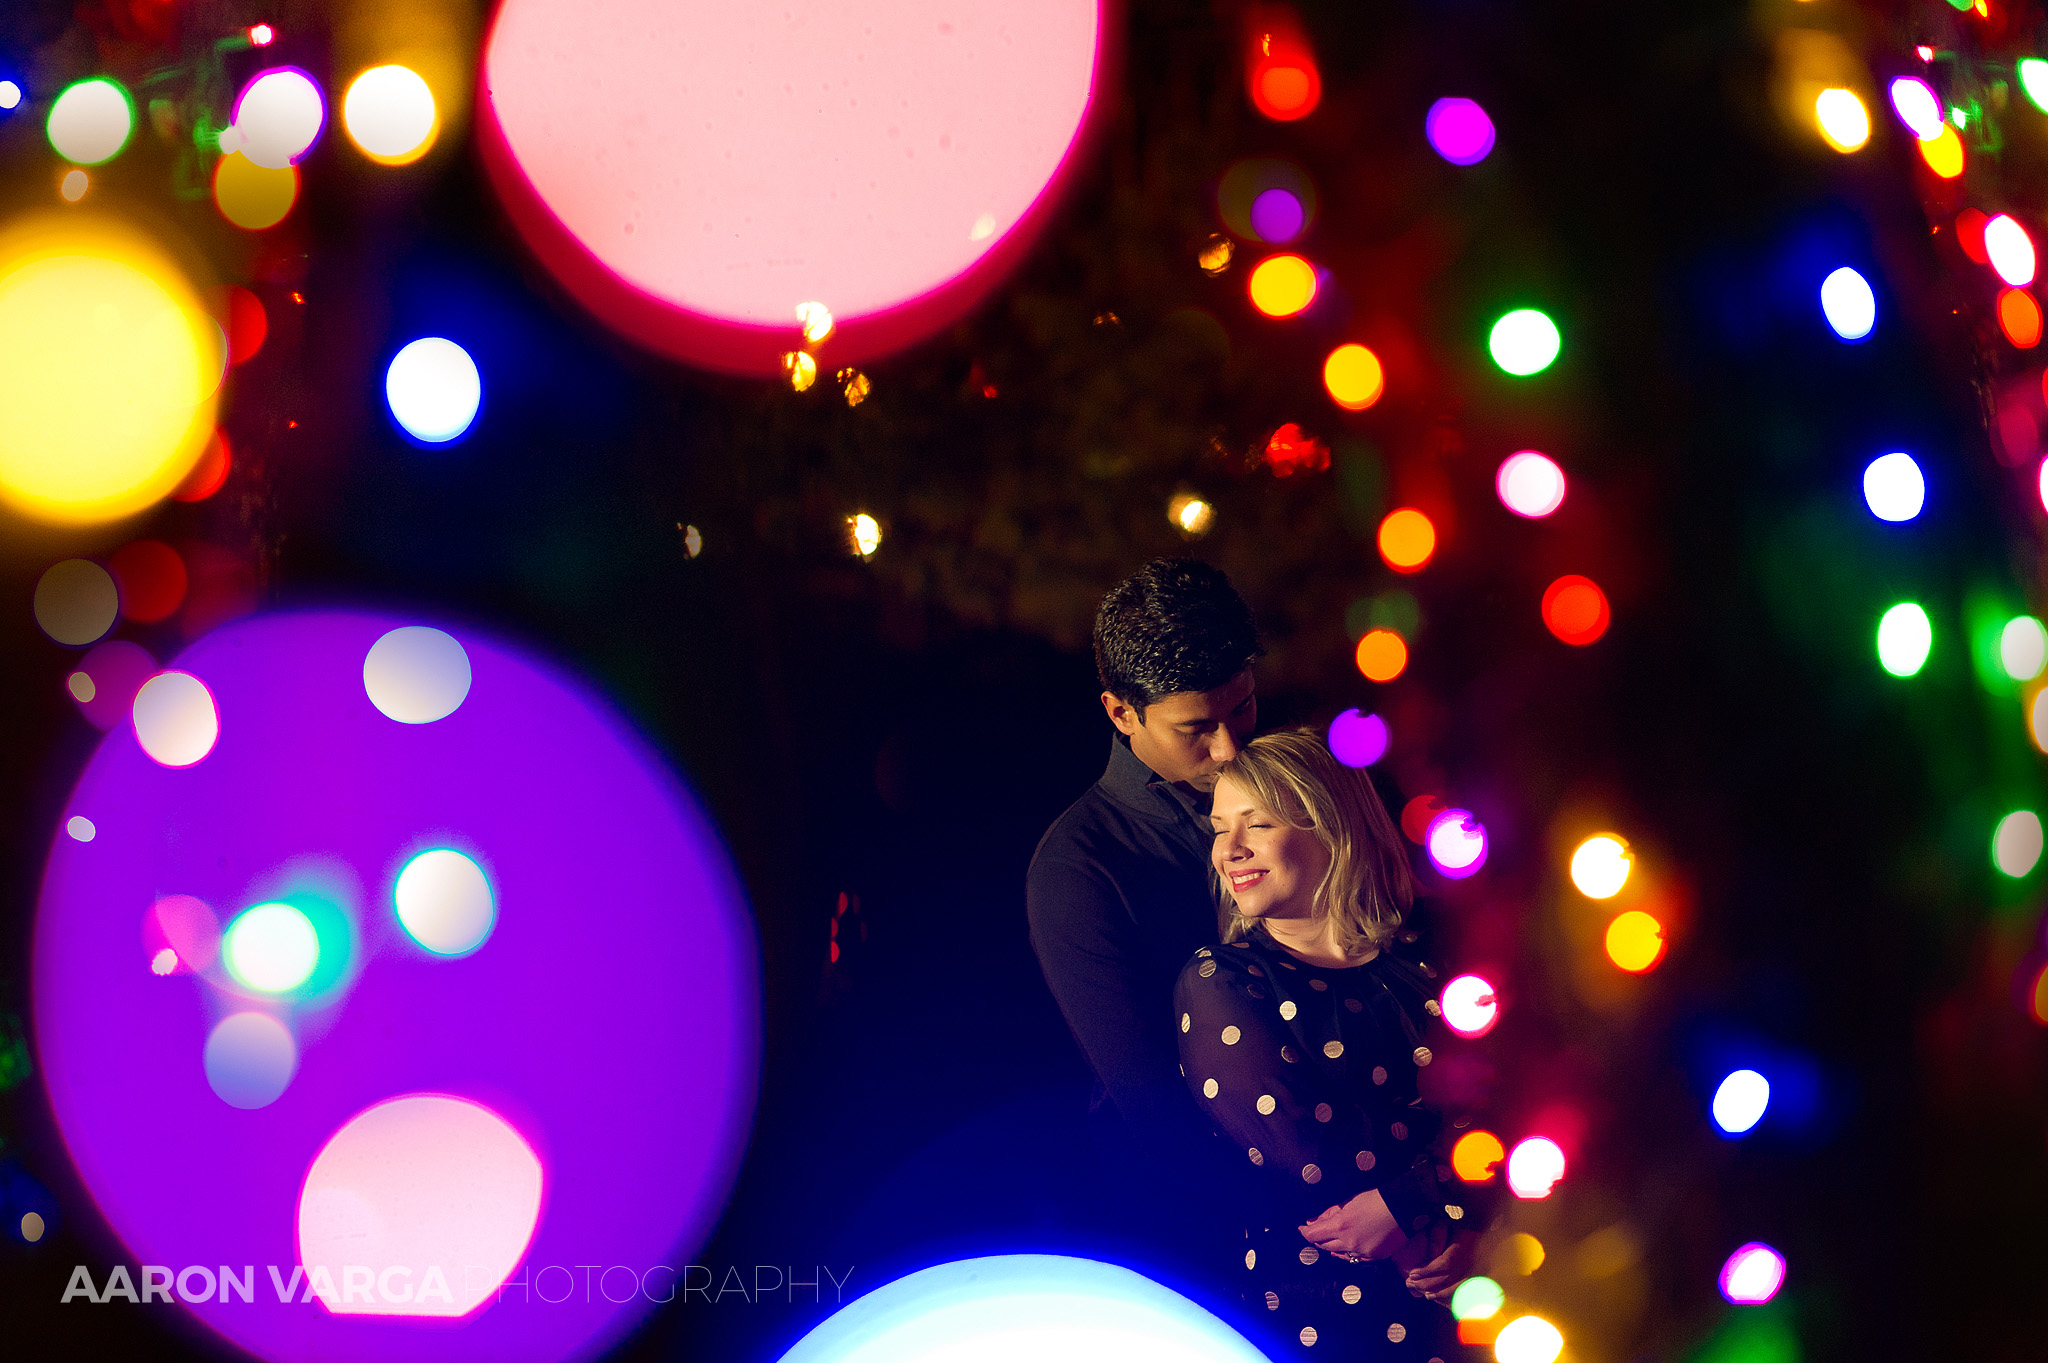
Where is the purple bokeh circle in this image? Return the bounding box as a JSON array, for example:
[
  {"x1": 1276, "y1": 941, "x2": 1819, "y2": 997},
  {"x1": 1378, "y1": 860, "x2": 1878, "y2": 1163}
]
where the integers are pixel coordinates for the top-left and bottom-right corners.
[
  {"x1": 1248, "y1": 187, "x2": 1305, "y2": 243},
  {"x1": 1327, "y1": 709, "x2": 1389, "y2": 768},
  {"x1": 34, "y1": 610, "x2": 759, "y2": 1362},
  {"x1": 1425, "y1": 97, "x2": 1495, "y2": 166}
]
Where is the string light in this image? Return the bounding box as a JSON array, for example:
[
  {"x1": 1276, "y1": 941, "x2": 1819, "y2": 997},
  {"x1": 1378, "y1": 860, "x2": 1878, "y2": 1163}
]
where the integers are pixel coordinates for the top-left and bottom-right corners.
[
  {"x1": 1918, "y1": 124, "x2": 1965, "y2": 177},
  {"x1": 1814, "y1": 88, "x2": 1870, "y2": 152},
  {"x1": 1377, "y1": 508, "x2": 1436, "y2": 571},
  {"x1": 1505, "y1": 1137, "x2": 1566, "y2": 1198},
  {"x1": 1541, "y1": 574, "x2": 1610, "y2": 645},
  {"x1": 47, "y1": 77, "x2": 133, "y2": 165},
  {"x1": 1570, "y1": 834, "x2": 1632, "y2": 898},
  {"x1": 1355, "y1": 629, "x2": 1408, "y2": 682},
  {"x1": 1198, "y1": 235, "x2": 1235, "y2": 274},
  {"x1": 1323, "y1": 343, "x2": 1385, "y2": 409},
  {"x1": 1249, "y1": 254, "x2": 1318, "y2": 317},
  {"x1": 1496, "y1": 451, "x2": 1566, "y2": 517},
  {"x1": 1425, "y1": 809, "x2": 1488, "y2": 878},
  {"x1": 1876, "y1": 602, "x2": 1932, "y2": 677},
  {"x1": 2022, "y1": 57, "x2": 2048, "y2": 112},
  {"x1": 1494, "y1": 1316, "x2": 1565, "y2": 1363},
  {"x1": 1888, "y1": 76, "x2": 1945, "y2": 139},
  {"x1": 1986, "y1": 214, "x2": 2038, "y2": 286},
  {"x1": 1999, "y1": 288, "x2": 2043, "y2": 348},
  {"x1": 1604, "y1": 910, "x2": 1665, "y2": 972},
  {"x1": 1993, "y1": 810, "x2": 2043, "y2": 877},
  {"x1": 1861, "y1": 452, "x2": 1924, "y2": 521},
  {"x1": 1426, "y1": 97, "x2": 1496, "y2": 165},
  {"x1": 849, "y1": 512, "x2": 881, "y2": 558},
  {"x1": 1819, "y1": 266, "x2": 1876, "y2": 340},
  {"x1": 1440, "y1": 974, "x2": 1499, "y2": 1036},
  {"x1": 1451, "y1": 1130, "x2": 1507, "y2": 1180},
  {"x1": 1711, "y1": 1069, "x2": 1771, "y2": 1135},
  {"x1": 2000, "y1": 616, "x2": 2047, "y2": 680},
  {"x1": 1327, "y1": 709, "x2": 1389, "y2": 766},
  {"x1": 1719, "y1": 1244, "x2": 1787, "y2": 1306},
  {"x1": 1488, "y1": 308, "x2": 1561, "y2": 375},
  {"x1": 1166, "y1": 492, "x2": 1215, "y2": 538}
]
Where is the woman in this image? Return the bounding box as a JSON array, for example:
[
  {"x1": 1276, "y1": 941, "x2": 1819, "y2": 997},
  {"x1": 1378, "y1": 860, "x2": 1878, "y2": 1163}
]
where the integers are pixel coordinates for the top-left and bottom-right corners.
[{"x1": 1173, "y1": 729, "x2": 1484, "y2": 1357}]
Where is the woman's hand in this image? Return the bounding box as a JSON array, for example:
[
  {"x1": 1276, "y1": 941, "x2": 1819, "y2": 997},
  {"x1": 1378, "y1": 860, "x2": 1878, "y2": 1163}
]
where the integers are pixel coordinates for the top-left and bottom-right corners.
[{"x1": 1297, "y1": 1189, "x2": 1407, "y2": 1261}]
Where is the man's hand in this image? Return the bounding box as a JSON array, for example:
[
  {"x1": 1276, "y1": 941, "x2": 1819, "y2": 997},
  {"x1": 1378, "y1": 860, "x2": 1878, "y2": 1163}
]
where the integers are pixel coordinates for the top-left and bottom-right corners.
[
  {"x1": 1297, "y1": 1189, "x2": 1407, "y2": 1260},
  {"x1": 1403, "y1": 1227, "x2": 1475, "y2": 1303}
]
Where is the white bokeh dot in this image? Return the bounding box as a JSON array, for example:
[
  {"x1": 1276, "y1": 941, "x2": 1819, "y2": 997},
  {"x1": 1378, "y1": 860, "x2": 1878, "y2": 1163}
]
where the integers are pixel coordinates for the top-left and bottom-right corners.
[
  {"x1": 203, "y1": 1011, "x2": 298, "y2": 1108},
  {"x1": 343, "y1": 65, "x2": 437, "y2": 162},
  {"x1": 386, "y1": 337, "x2": 482, "y2": 443},
  {"x1": 225, "y1": 902, "x2": 319, "y2": 992},
  {"x1": 131, "y1": 671, "x2": 219, "y2": 767},
  {"x1": 65, "y1": 815, "x2": 95, "y2": 842},
  {"x1": 364, "y1": 626, "x2": 472, "y2": 722},
  {"x1": 395, "y1": 848, "x2": 496, "y2": 955},
  {"x1": 232, "y1": 67, "x2": 326, "y2": 169}
]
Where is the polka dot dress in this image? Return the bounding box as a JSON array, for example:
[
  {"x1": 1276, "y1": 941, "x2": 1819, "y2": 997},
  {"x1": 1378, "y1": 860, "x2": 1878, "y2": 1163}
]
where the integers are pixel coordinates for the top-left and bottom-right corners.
[{"x1": 1174, "y1": 928, "x2": 1467, "y2": 1359}]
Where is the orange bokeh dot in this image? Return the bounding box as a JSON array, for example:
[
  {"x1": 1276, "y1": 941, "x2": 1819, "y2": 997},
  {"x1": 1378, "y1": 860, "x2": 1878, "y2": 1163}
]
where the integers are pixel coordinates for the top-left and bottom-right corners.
[
  {"x1": 1249, "y1": 254, "x2": 1318, "y2": 317},
  {"x1": 1249, "y1": 34, "x2": 1320, "y2": 122},
  {"x1": 1378, "y1": 507, "x2": 1436, "y2": 572},
  {"x1": 2001, "y1": 288, "x2": 2043, "y2": 349},
  {"x1": 1542, "y1": 574, "x2": 1610, "y2": 645},
  {"x1": 2030, "y1": 962, "x2": 2048, "y2": 1024},
  {"x1": 1356, "y1": 628, "x2": 1408, "y2": 682},
  {"x1": 1605, "y1": 909, "x2": 1666, "y2": 972},
  {"x1": 1451, "y1": 1130, "x2": 1507, "y2": 1182},
  {"x1": 109, "y1": 539, "x2": 188, "y2": 623}
]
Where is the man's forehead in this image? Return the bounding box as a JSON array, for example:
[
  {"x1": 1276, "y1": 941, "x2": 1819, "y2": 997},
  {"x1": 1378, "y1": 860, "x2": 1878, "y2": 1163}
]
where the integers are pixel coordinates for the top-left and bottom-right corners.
[{"x1": 1147, "y1": 671, "x2": 1255, "y2": 723}]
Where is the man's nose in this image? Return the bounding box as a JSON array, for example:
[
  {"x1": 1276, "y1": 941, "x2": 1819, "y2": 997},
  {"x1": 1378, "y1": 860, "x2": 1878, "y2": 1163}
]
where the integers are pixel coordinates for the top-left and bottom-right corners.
[{"x1": 1210, "y1": 728, "x2": 1241, "y2": 763}]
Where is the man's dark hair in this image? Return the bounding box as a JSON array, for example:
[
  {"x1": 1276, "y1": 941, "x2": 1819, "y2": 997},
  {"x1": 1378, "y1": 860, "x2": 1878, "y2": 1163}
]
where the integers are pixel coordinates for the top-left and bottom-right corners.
[{"x1": 1093, "y1": 559, "x2": 1263, "y2": 712}]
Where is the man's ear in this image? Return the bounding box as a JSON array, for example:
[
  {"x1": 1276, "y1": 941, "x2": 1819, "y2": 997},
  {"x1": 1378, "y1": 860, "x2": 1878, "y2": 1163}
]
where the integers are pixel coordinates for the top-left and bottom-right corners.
[{"x1": 1100, "y1": 690, "x2": 1142, "y2": 737}]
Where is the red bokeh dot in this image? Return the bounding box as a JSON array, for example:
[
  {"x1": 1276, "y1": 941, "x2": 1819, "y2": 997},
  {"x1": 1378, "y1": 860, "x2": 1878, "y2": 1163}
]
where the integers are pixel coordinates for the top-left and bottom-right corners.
[
  {"x1": 1542, "y1": 574, "x2": 1610, "y2": 645},
  {"x1": 172, "y1": 431, "x2": 231, "y2": 502},
  {"x1": 109, "y1": 541, "x2": 189, "y2": 624},
  {"x1": 222, "y1": 286, "x2": 268, "y2": 365},
  {"x1": 1399, "y1": 794, "x2": 1446, "y2": 845}
]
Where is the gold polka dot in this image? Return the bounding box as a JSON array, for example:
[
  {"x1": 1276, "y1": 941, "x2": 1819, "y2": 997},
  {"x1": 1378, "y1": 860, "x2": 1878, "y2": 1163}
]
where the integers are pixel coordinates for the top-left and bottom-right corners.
[
  {"x1": 1279, "y1": 1000, "x2": 1298, "y2": 1020},
  {"x1": 1298, "y1": 1246, "x2": 1320, "y2": 1265},
  {"x1": 1345, "y1": 997, "x2": 1363, "y2": 1012},
  {"x1": 1314, "y1": 1102, "x2": 1333, "y2": 1122},
  {"x1": 1372, "y1": 1066, "x2": 1388, "y2": 1085},
  {"x1": 1248, "y1": 984, "x2": 1267, "y2": 999},
  {"x1": 1356, "y1": 1150, "x2": 1376, "y2": 1171},
  {"x1": 1323, "y1": 1040, "x2": 1344, "y2": 1058},
  {"x1": 1281, "y1": 1045, "x2": 1300, "y2": 1062},
  {"x1": 1265, "y1": 1290, "x2": 1280, "y2": 1310},
  {"x1": 1198, "y1": 961, "x2": 1218, "y2": 979},
  {"x1": 1197, "y1": 947, "x2": 1213, "y2": 957},
  {"x1": 1413, "y1": 1046, "x2": 1433, "y2": 1067},
  {"x1": 1391, "y1": 1122, "x2": 1408, "y2": 1140},
  {"x1": 1278, "y1": 959, "x2": 1297, "y2": 970},
  {"x1": 1248, "y1": 1147, "x2": 1264, "y2": 1165},
  {"x1": 1302, "y1": 1163, "x2": 1322, "y2": 1183},
  {"x1": 1309, "y1": 977, "x2": 1328, "y2": 991},
  {"x1": 1423, "y1": 999, "x2": 1441, "y2": 1016},
  {"x1": 1180, "y1": 1013, "x2": 1191, "y2": 1032},
  {"x1": 1222, "y1": 1025, "x2": 1242, "y2": 1045},
  {"x1": 1257, "y1": 1093, "x2": 1277, "y2": 1115},
  {"x1": 1447, "y1": 1204, "x2": 1465, "y2": 1220},
  {"x1": 1387, "y1": 1322, "x2": 1407, "y2": 1343},
  {"x1": 1248, "y1": 965, "x2": 1264, "y2": 976},
  {"x1": 1232, "y1": 940, "x2": 1249, "y2": 948},
  {"x1": 1400, "y1": 929, "x2": 1419, "y2": 943},
  {"x1": 1342, "y1": 1284, "x2": 1363, "y2": 1305},
  {"x1": 1300, "y1": 1326, "x2": 1319, "y2": 1347},
  {"x1": 1421, "y1": 963, "x2": 1436, "y2": 978},
  {"x1": 1203, "y1": 1078, "x2": 1219, "y2": 1099},
  {"x1": 1245, "y1": 1249, "x2": 1257, "y2": 1270}
]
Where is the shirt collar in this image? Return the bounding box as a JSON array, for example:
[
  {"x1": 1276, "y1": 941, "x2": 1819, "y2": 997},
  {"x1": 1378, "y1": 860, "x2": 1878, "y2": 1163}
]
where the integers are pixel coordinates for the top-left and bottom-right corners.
[{"x1": 1098, "y1": 735, "x2": 1211, "y2": 822}]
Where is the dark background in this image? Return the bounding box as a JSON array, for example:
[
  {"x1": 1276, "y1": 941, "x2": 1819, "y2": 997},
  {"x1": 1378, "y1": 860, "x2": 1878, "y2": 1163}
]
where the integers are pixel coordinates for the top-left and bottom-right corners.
[{"x1": 4, "y1": 1, "x2": 2048, "y2": 1361}]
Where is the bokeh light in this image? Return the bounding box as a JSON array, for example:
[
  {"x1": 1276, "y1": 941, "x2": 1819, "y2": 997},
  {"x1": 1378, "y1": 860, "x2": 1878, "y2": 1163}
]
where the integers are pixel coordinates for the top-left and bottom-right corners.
[
  {"x1": 1323, "y1": 343, "x2": 1385, "y2": 410},
  {"x1": 142, "y1": 893, "x2": 219, "y2": 976},
  {"x1": 47, "y1": 78, "x2": 133, "y2": 165},
  {"x1": 213, "y1": 152, "x2": 298, "y2": 230},
  {"x1": 110, "y1": 539, "x2": 188, "y2": 623},
  {"x1": 223, "y1": 285, "x2": 268, "y2": 364},
  {"x1": 1327, "y1": 709, "x2": 1389, "y2": 767},
  {"x1": 1604, "y1": 909, "x2": 1666, "y2": 972},
  {"x1": 1355, "y1": 629, "x2": 1408, "y2": 682},
  {"x1": 776, "y1": 1255, "x2": 1269, "y2": 1363},
  {"x1": 1993, "y1": 810, "x2": 2044, "y2": 878},
  {"x1": 1496, "y1": 451, "x2": 1566, "y2": 517},
  {"x1": 70, "y1": 640, "x2": 156, "y2": 730},
  {"x1": 1452, "y1": 1130, "x2": 1507, "y2": 1181},
  {"x1": 2023, "y1": 57, "x2": 2048, "y2": 113},
  {"x1": 2030, "y1": 962, "x2": 2048, "y2": 1025},
  {"x1": 343, "y1": 64, "x2": 438, "y2": 164},
  {"x1": 227, "y1": 67, "x2": 325, "y2": 168},
  {"x1": 796, "y1": 301, "x2": 834, "y2": 345},
  {"x1": 1198, "y1": 236, "x2": 1235, "y2": 274},
  {"x1": 851, "y1": 512, "x2": 883, "y2": 558},
  {"x1": 2032, "y1": 688, "x2": 2048, "y2": 753},
  {"x1": 1426, "y1": 97, "x2": 1496, "y2": 165},
  {"x1": 204, "y1": 1012, "x2": 297, "y2": 1108},
  {"x1": 1819, "y1": 266, "x2": 1875, "y2": 340},
  {"x1": 172, "y1": 431, "x2": 231, "y2": 502},
  {"x1": 1249, "y1": 254, "x2": 1318, "y2": 317},
  {"x1": 2001, "y1": 616, "x2": 2047, "y2": 680},
  {"x1": 1888, "y1": 76, "x2": 1945, "y2": 139},
  {"x1": 1506, "y1": 1137, "x2": 1566, "y2": 1199},
  {"x1": 1988, "y1": 214, "x2": 2037, "y2": 287},
  {"x1": 60, "y1": 169, "x2": 88, "y2": 202},
  {"x1": 1451, "y1": 1276, "x2": 1506, "y2": 1321},
  {"x1": 1501, "y1": 1233, "x2": 1546, "y2": 1276},
  {"x1": 395, "y1": 849, "x2": 496, "y2": 956},
  {"x1": 1712, "y1": 1069, "x2": 1771, "y2": 1135},
  {"x1": 364, "y1": 625, "x2": 472, "y2": 723},
  {"x1": 224, "y1": 901, "x2": 320, "y2": 993},
  {"x1": 34, "y1": 559, "x2": 119, "y2": 645},
  {"x1": 1542, "y1": 574, "x2": 1610, "y2": 645},
  {"x1": 1876, "y1": 602, "x2": 1932, "y2": 677},
  {"x1": 1378, "y1": 507, "x2": 1437, "y2": 572},
  {"x1": 0, "y1": 80, "x2": 20, "y2": 110},
  {"x1": 1167, "y1": 492, "x2": 1215, "y2": 539},
  {"x1": 0, "y1": 216, "x2": 223, "y2": 524},
  {"x1": 1570, "y1": 834, "x2": 1632, "y2": 898},
  {"x1": 1814, "y1": 88, "x2": 1869, "y2": 151},
  {"x1": 1494, "y1": 1316, "x2": 1565, "y2": 1363},
  {"x1": 1488, "y1": 308, "x2": 1560, "y2": 375},
  {"x1": 1441, "y1": 973, "x2": 1499, "y2": 1037},
  {"x1": 1248, "y1": 29, "x2": 1320, "y2": 122},
  {"x1": 2000, "y1": 288, "x2": 2043, "y2": 348},
  {"x1": 1918, "y1": 123, "x2": 1965, "y2": 178},
  {"x1": 1719, "y1": 1244, "x2": 1787, "y2": 1306},
  {"x1": 386, "y1": 337, "x2": 482, "y2": 443},
  {"x1": 480, "y1": 0, "x2": 1101, "y2": 373},
  {"x1": 2039, "y1": 456, "x2": 2048, "y2": 516},
  {"x1": 1861, "y1": 451, "x2": 1924, "y2": 521},
  {"x1": 1426, "y1": 809, "x2": 1488, "y2": 878},
  {"x1": 1248, "y1": 188, "x2": 1304, "y2": 242},
  {"x1": 131, "y1": 670, "x2": 219, "y2": 768}
]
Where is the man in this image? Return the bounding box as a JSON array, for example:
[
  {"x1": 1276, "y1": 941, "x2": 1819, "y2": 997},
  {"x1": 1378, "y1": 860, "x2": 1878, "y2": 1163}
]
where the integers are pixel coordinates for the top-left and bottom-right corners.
[{"x1": 1026, "y1": 558, "x2": 1261, "y2": 1285}]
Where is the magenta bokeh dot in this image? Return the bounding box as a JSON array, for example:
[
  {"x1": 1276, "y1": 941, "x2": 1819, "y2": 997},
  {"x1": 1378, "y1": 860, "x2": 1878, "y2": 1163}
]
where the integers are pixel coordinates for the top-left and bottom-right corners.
[
  {"x1": 1328, "y1": 709, "x2": 1390, "y2": 767},
  {"x1": 1249, "y1": 188, "x2": 1305, "y2": 242},
  {"x1": 1425, "y1": 97, "x2": 1496, "y2": 166}
]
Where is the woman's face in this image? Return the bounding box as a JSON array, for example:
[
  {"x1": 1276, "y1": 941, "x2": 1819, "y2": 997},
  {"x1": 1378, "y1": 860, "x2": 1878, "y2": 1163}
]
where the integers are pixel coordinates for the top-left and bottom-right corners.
[{"x1": 1210, "y1": 774, "x2": 1331, "y2": 922}]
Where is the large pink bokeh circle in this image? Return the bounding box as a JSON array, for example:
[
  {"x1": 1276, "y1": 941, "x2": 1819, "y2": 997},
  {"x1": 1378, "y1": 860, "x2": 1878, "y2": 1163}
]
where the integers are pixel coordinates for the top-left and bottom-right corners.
[{"x1": 478, "y1": 0, "x2": 1105, "y2": 374}]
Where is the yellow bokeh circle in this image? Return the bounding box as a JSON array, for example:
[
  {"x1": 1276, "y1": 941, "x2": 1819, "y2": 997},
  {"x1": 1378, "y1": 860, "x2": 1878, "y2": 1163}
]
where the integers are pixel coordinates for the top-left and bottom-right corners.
[
  {"x1": 214, "y1": 152, "x2": 299, "y2": 231},
  {"x1": 1324, "y1": 342, "x2": 1385, "y2": 410},
  {"x1": 0, "y1": 215, "x2": 221, "y2": 525}
]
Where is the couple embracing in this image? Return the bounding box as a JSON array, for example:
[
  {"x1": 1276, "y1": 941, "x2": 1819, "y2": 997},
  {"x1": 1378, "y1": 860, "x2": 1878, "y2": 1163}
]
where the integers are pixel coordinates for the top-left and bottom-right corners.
[{"x1": 1028, "y1": 560, "x2": 1490, "y2": 1359}]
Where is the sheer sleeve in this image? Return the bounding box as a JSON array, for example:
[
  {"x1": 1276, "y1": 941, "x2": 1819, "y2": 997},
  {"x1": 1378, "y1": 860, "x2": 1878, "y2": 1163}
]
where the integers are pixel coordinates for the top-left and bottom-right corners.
[{"x1": 1174, "y1": 949, "x2": 1375, "y2": 1225}]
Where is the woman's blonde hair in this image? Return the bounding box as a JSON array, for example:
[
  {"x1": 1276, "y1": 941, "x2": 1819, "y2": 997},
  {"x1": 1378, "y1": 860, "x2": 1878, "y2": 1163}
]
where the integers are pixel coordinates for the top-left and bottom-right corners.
[{"x1": 1212, "y1": 728, "x2": 1414, "y2": 955}]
